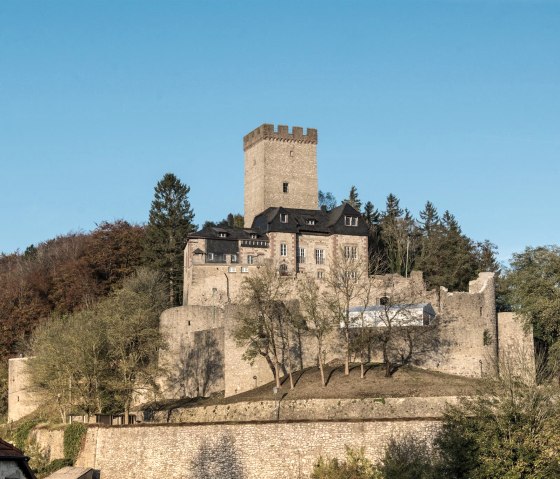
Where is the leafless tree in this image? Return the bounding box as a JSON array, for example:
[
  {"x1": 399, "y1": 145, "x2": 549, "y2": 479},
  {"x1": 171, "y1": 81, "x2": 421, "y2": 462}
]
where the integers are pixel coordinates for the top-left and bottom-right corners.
[
  {"x1": 324, "y1": 248, "x2": 371, "y2": 376},
  {"x1": 233, "y1": 262, "x2": 292, "y2": 389}
]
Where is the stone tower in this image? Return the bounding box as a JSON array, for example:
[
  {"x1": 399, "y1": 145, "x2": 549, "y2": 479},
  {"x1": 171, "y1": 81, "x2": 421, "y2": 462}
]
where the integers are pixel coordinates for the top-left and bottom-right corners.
[{"x1": 243, "y1": 124, "x2": 318, "y2": 227}]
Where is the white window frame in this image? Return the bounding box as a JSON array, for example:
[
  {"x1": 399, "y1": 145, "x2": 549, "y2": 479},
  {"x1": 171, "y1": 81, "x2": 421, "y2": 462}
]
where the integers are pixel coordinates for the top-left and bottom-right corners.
[
  {"x1": 315, "y1": 249, "x2": 324, "y2": 265},
  {"x1": 280, "y1": 213, "x2": 288, "y2": 223},
  {"x1": 344, "y1": 246, "x2": 357, "y2": 260},
  {"x1": 344, "y1": 216, "x2": 358, "y2": 227},
  {"x1": 241, "y1": 267, "x2": 249, "y2": 273},
  {"x1": 317, "y1": 270, "x2": 324, "y2": 280},
  {"x1": 280, "y1": 243, "x2": 287, "y2": 256},
  {"x1": 298, "y1": 248, "x2": 305, "y2": 263},
  {"x1": 228, "y1": 267, "x2": 236, "y2": 273},
  {"x1": 247, "y1": 255, "x2": 254, "y2": 265}
]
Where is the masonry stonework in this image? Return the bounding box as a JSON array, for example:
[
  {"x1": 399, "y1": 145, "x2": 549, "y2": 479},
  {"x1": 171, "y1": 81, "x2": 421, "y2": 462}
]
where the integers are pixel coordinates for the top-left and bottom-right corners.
[
  {"x1": 34, "y1": 419, "x2": 442, "y2": 479},
  {"x1": 244, "y1": 124, "x2": 318, "y2": 227}
]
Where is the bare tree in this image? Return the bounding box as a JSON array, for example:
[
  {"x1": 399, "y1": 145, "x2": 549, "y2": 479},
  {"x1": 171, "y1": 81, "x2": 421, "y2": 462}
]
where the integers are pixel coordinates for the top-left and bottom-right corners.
[
  {"x1": 324, "y1": 248, "x2": 370, "y2": 376},
  {"x1": 368, "y1": 278, "x2": 440, "y2": 377},
  {"x1": 233, "y1": 262, "x2": 292, "y2": 389},
  {"x1": 297, "y1": 275, "x2": 333, "y2": 386}
]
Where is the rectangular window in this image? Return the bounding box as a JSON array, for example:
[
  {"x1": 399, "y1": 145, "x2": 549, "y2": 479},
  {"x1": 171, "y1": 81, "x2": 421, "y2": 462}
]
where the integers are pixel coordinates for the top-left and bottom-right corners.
[
  {"x1": 315, "y1": 249, "x2": 324, "y2": 265},
  {"x1": 247, "y1": 255, "x2": 254, "y2": 265},
  {"x1": 241, "y1": 267, "x2": 249, "y2": 273},
  {"x1": 344, "y1": 246, "x2": 357, "y2": 260},
  {"x1": 280, "y1": 213, "x2": 288, "y2": 223},
  {"x1": 344, "y1": 216, "x2": 358, "y2": 226},
  {"x1": 306, "y1": 219, "x2": 316, "y2": 225},
  {"x1": 207, "y1": 253, "x2": 214, "y2": 261},
  {"x1": 317, "y1": 271, "x2": 324, "y2": 280},
  {"x1": 280, "y1": 243, "x2": 287, "y2": 256},
  {"x1": 228, "y1": 267, "x2": 236, "y2": 273},
  {"x1": 283, "y1": 182, "x2": 289, "y2": 193},
  {"x1": 298, "y1": 248, "x2": 305, "y2": 263},
  {"x1": 231, "y1": 254, "x2": 238, "y2": 263}
]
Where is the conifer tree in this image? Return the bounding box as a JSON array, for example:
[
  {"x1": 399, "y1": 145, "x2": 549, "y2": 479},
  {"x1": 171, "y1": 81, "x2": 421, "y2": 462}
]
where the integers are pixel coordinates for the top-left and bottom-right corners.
[
  {"x1": 363, "y1": 201, "x2": 380, "y2": 225},
  {"x1": 419, "y1": 201, "x2": 439, "y2": 237},
  {"x1": 318, "y1": 191, "x2": 337, "y2": 211},
  {"x1": 345, "y1": 186, "x2": 362, "y2": 212},
  {"x1": 144, "y1": 173, "x2": 195, "y2": 306}
]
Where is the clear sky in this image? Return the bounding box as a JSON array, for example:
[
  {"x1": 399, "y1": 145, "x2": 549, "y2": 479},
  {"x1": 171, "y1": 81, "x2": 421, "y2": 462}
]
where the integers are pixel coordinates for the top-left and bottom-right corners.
[{"x1": 1, "y1": 0, "x2": 558, "y2": 264}]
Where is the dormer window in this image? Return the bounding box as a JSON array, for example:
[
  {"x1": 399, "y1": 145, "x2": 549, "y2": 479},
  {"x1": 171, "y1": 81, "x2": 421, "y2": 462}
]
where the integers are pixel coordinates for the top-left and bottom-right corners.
[
  {"x1": 280, "y1": 213, "x2": 288, "y2": 223},
  {"x1": 344, "y1": 216, "x2": 358, "y2": 227},
  {"x1": 283, "y1": 182, "x2": 289, "y2": 193},
  {"x1": 250, "y1": 233, "x2": 257, "y2": 239},
  {"x1": 218, "y1": 232, "x2": 227, "y2": 238},
  {"x1": 306, "y1": 219, "x2": 316, "y2": 226}
]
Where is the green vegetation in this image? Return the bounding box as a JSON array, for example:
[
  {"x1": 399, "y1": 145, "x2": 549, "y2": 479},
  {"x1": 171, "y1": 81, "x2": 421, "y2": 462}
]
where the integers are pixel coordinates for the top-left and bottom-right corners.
[
  {"x1": 501, "y1": 245, "x2": 560, "y2": 381},
  {"x1": 11, "y1": 418, "x2": 42, "y2": 450},
  {"x1": 144, "y1": 172, "x2": 195, "y2": 306},
  {"x1": 29, "y1": 268, "x2": 167, "y2": 421},
  {"x1": 312, "y1": 447, "x2": 381, "y2": 479},
  {"x1": 342, "y1": 187, "x2": 499, "y2": 290},
  {"x1": 63, "y1": 422, "x2": 87, "y2": 463}
]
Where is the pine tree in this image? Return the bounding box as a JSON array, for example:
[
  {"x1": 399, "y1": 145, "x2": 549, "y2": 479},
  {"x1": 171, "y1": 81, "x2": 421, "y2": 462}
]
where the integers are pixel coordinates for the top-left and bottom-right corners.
[
  {"x1": 419, "y1": 201, "x2": 439, "y2": 237},
  {"x1": 363, "y1": 201, "x2": 380, "y2": 225},
  {"x1": 144, "y1": 173, "x2": 195, "y2": 306},
  {"x1": 318, "y1": 191, "x2": 337, "y2": 211},
  {"x1": 384, "y1": 193, "x2": 403, "y2": 220},
  {"x1": 345, "y1": 186, "x2": 362, "y2": 212}
]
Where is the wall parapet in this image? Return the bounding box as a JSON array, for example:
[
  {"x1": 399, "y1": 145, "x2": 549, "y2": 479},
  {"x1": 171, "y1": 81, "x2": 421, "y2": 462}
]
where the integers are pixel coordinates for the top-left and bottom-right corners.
[{"x1": 243, "y1": 123, "x2": 318, "y2": 150}]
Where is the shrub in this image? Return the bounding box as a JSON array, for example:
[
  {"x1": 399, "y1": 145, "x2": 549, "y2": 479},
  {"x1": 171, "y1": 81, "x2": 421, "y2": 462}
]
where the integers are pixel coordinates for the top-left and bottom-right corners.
[
  {"x1": 378, "y1": 435, "x2": 436, "y2": 479},
  {"x1": 311, "y1": 447, "x2": 381, "y2": 479},
  {"x1": 63, "y1": 422, "x2": 87, "y2": 464}
]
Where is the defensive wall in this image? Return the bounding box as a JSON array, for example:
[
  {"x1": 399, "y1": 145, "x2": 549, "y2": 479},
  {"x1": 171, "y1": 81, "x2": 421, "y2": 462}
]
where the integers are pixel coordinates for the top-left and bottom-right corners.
[
  {"x1": 32, "y1": 416, "x2": 442, "y2": 479},
  {"x1": 159, "y1": 271, "x2": 508, "y2": 399},
  {"x1": 146, "y1": 396, "x2": 460, "y2": 424},
  {"x1": 7, "y1": 358, "x2": 39, "y2": 423}
]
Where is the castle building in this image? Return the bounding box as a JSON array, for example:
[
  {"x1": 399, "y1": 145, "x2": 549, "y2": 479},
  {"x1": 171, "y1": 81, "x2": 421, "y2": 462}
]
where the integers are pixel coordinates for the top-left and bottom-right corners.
[
  {"x1": 183, "y1": 124, "x2": 368, "y2": 306},
  {"x1": 157, "y1": 123, "x2": 528, "y2": 400},
  {"x1": 6, "y1": 123, "x2": 536, "y2": 422}
]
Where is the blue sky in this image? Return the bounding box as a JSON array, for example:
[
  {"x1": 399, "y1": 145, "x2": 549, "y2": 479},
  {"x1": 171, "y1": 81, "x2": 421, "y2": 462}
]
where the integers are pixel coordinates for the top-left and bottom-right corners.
[{"x1": 1, "y1": 0, "x2": 558, "y2": 263}]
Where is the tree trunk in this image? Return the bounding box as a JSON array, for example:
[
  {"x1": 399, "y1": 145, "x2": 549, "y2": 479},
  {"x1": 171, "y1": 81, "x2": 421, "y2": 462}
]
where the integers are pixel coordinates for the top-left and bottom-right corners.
[
  {"x1": 344, "y1": 329, "x2": 350, "y2": 375},
  {"x1": 318, "y1": 343, "x2": 326, "y2": 387}
]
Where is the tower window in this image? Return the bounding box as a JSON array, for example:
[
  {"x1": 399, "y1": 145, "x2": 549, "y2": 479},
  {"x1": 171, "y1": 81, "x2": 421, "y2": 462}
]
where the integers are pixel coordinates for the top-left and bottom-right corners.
[
  {"x1": 280, "y1": 213, "x2": 288, "y2": 223},
  {"x1": 283, "y1": 182, "x2": 289, "y2": 193}
]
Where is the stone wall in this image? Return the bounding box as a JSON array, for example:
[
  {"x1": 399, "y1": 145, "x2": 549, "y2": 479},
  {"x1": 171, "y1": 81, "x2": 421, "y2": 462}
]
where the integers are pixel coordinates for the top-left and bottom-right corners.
[
  {"x1": 33, "y1": 419, "x2": 442, "y2": 479},
  {"x1": 153, "y1": 396, "x2": 459, "y2": 424},
  {"x1": 497, "y1": 312, "x2": 536, "y2": 383},
  {"x1": 8, "y1": 358, "x2": 40, "y2": 422},
  {"x1": 244, "y1": 124, "x2": 318, "y2": 228}
]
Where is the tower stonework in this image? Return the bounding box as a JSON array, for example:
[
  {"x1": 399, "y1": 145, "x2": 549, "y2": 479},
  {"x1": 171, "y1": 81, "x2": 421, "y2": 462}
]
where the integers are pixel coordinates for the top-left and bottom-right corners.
[{"x1": 243, "y1": 124, "x2": 318, "y2": 227}]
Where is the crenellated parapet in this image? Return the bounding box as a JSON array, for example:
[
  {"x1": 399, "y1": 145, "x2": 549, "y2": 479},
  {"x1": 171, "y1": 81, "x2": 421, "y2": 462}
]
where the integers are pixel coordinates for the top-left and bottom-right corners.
[{"x1": 243, "y1": 124, "x2": 318, "y2": 150}]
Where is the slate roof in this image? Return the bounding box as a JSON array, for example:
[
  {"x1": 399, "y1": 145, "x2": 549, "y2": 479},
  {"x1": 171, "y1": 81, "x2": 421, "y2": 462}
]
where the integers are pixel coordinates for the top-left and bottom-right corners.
[
  {"x1": 189, "y1": 226, "x2": 269, "y2": 241},
  {"x1": 0, "y1": 438, "x2": 36, "y2": 479},
  {"x1": 252, "y1": 203, "x2": 369, "y2": 236}
]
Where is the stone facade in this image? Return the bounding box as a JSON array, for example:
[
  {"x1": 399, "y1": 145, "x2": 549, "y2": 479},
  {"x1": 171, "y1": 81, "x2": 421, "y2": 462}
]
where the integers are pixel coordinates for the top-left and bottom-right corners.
[
  {"x1": 8, "y1": 358, "x2": 39, "y2": 423},
  {"x1": 34, "y1": 419, "x2": 442, "y2": 479},
  {"x1": 244, "y1": 124, "x2": 318, "y2": 227}
]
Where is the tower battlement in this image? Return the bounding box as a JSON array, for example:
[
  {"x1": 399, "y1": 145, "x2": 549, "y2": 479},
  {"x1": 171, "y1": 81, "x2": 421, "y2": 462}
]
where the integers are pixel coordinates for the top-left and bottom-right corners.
[{"x1": 243, "y1": 124, "x2": 318, "y2": 151}]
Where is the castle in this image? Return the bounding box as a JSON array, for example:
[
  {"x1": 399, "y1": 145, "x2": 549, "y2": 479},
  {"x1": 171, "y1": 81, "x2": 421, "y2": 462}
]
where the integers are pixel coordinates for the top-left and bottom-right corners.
[
  {"x1": 157, "y1": 123, "x2": 532, "y2": 400},
  {"x1": 8, "y1": 123, "x2": 534, "y2": 422}
]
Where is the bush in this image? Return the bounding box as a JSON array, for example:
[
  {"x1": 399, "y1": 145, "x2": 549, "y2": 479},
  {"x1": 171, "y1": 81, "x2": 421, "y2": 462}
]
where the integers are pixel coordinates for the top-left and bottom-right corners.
[
  {"x1": 311, "y1": 447, "x2": 381, "y2": 479},
  {"x1": 11, "y1": 418, "x2": 41, "y2": 450},
  {"x1": 63, "y1": 422, "x2": 87, "y2": 463},
  {"x1": 378, "y1": 435, "x2": 436, "y2": 479}
]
